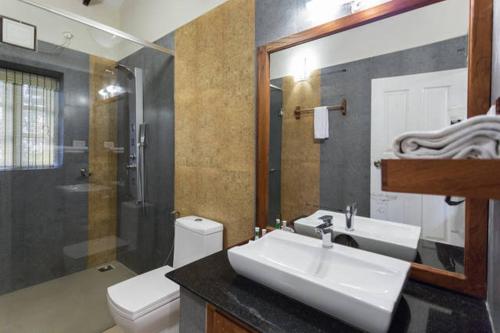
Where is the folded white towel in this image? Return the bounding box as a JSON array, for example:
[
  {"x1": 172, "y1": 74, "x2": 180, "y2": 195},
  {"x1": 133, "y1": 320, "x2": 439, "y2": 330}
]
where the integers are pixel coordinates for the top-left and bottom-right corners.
[
  {"x1": 314, "y1": 106, "x2": 329, "y2": 140},
  {"x1": 393, "y1": 115, "x2": 500, "y2": 159}
]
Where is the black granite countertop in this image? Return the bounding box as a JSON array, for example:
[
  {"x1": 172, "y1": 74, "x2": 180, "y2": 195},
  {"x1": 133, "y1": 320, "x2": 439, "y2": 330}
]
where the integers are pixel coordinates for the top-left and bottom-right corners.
[{"x1": 166, "y1": 250, "x2": 492, "y2": 333}]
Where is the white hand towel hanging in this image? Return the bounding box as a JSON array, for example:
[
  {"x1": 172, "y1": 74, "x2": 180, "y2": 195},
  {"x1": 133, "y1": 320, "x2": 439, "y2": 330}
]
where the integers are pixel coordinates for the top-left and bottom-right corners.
[{"x1": 314, "y1": 106, "x2": 329, "y2": 140}]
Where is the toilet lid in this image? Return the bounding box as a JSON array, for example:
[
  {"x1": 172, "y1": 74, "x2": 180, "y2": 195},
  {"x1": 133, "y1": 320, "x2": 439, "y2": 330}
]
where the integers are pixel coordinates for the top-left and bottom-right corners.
[{"x1": 107, "y1": 265, "x2": 180, "y2": 320}]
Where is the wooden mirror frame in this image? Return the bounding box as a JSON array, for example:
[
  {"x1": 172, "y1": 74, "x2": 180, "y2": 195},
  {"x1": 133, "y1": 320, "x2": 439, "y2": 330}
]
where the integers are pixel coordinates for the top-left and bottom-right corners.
[{"x1": 256, "y1": 0, "x2": 492, "y2": 298}]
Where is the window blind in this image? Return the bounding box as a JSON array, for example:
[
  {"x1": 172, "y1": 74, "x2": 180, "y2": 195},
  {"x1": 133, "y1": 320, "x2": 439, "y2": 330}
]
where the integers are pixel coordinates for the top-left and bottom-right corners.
[{"x1": 0, "y1": 67, "x2": 60, "y2": 169}]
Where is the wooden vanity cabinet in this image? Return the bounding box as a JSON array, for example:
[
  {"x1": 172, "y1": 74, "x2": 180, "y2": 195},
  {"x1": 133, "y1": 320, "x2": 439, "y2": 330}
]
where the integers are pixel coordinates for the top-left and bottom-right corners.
[{"x1": 206, "y1": 304, "x2": 257, "y2": 333}]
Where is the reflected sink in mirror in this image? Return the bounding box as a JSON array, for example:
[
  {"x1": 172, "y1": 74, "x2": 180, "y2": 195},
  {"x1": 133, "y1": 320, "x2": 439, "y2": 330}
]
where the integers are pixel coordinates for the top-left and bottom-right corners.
[
  {"x1": 228, "y1": 230, "x2": 411, "y2": 333},
  {"x1": 57, "y1": 183, "x2": 111, "y2": 193},
  {"x1": 266, "y1": 0, "x2": 468, "y2": 274},
  {"x1": 294, "y1": 210, "x2": 421, "y2": 261}
]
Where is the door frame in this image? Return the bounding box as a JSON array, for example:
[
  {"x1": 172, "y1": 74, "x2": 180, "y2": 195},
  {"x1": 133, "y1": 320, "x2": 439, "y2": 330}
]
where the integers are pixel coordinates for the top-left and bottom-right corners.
[{"x1": 256, "y1": 0, "x2": 492, "y2": 298}]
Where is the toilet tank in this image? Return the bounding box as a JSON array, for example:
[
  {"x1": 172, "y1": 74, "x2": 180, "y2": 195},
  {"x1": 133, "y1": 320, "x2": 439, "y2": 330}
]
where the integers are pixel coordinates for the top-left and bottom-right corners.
[{"x1": 173, "y1": 216, "x2": 223, "y2": 268}]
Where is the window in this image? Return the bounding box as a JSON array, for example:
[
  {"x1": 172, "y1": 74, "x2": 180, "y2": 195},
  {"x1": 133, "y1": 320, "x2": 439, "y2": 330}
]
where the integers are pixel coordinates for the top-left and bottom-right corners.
[{"x1": 0, "y1": 67, "x2": 60, "y2": 170}]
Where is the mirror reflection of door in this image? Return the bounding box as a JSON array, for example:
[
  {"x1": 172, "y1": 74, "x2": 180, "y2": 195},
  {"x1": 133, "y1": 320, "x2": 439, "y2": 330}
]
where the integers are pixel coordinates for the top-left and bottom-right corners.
[
  {"x1": 371, "y1": 69, "x2": 467, "y2": 246},
  {"x1": 267, "y1": 0, "x2": 468, "y2": 273},
  {"x1": 370, "y1": 69, "x2": 467, "y2": 272}
]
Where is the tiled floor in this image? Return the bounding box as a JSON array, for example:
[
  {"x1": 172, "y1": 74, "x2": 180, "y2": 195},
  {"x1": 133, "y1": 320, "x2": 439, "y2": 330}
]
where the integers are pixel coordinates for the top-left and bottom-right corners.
[{"x1": 0, "y1": 261, "x2": 135, "y2": 333}]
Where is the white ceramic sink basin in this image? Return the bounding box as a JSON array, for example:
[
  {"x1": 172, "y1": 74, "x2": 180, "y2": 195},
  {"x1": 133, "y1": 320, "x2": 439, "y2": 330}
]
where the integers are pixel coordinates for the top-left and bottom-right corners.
[
  {"x1": 294, "y1": 210, "x2": 421, "y2": 261},
  {"x1": 228, "y1": 230, "x2": 411, "y2": 333},
  {"x1": 57, "y1": 183, "x2": 111, "y2": 193}
]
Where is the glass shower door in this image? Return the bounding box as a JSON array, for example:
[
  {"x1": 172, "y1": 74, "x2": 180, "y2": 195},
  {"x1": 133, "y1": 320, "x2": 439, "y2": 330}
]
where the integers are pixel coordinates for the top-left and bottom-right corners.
[{"x1": 0, "y1": 1, "x2": 175, "y2": 332}]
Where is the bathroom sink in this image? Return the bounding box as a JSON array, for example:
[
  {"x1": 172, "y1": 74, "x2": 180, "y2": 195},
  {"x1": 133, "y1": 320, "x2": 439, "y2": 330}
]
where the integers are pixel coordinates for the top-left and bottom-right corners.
[
  {"x1": 228, "y1": 230, "x2": 410, "y2": 333},
  {"x1": 294, "y1": 210, "x2": 421, "y2": 261}
]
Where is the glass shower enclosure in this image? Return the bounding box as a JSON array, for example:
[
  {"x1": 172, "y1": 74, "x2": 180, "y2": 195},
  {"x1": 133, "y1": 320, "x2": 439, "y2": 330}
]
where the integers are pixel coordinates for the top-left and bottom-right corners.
[{"x1": 0, "y1": 1, "x2": 175, "y2": 332}]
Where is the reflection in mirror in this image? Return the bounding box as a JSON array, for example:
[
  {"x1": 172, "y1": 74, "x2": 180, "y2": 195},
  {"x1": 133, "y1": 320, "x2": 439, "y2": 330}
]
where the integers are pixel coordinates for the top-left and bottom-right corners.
[{"x1": 268, "y1": 0, "x2": 468, "y2": 273}]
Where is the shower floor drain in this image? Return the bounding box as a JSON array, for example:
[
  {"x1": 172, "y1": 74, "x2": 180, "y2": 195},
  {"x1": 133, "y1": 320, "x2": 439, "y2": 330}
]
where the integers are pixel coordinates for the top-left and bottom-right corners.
[{"x1": 97, "y1": 264, "x2": 115, "y2": 272}]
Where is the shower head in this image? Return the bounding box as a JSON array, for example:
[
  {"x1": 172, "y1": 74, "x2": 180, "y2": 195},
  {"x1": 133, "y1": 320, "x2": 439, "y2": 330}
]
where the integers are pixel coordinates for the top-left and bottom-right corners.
[{"x1": 115, "y1": 64, "x2": 135, "y2": 80}]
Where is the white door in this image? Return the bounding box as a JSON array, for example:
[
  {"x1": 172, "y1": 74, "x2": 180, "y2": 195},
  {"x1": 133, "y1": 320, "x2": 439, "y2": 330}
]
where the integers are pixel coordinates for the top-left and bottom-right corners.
[{"x1": 370, "y1": 68, "x2": 467, "y2": 247}]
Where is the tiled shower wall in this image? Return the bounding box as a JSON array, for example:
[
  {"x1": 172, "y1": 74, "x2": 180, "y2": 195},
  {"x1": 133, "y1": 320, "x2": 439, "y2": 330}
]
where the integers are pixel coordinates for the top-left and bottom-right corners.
[
  {"x1": 0, "y1": 41, "x2": 91, "y2": 294},
  {"x1": 88, "y1": 56, "x2": 119, "y2": 267},
  {"x1": 0, "y1": 35, "x2": 175, "y2": 292},
  {"x1": 116, "y1": 33, "x2": 176, "y2": 273}
]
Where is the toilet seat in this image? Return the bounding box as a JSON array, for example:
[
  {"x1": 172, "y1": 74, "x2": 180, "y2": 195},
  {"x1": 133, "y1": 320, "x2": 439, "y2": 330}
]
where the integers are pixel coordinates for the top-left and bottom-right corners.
[{"x1": 107, "y1": 265, "x2": 180, "y2": 321}]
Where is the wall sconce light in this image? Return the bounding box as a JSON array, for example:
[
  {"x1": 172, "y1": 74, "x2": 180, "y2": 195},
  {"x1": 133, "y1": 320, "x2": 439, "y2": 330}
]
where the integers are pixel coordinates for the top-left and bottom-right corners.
[{"x1": 294, "y1": 57, "x2": 312, "y2": 82}]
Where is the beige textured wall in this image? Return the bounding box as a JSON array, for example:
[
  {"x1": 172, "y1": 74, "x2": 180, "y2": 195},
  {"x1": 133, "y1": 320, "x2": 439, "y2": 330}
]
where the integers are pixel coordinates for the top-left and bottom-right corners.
[
  {"x1": 175, "y1": 0, "x2": 256, "y2": 247},
  {"x1": 281, "y1": 71, "x2": 321, "y2": 222},
  {"x1": 87, "y1": 55, "x2": 118, "y2": 267}
]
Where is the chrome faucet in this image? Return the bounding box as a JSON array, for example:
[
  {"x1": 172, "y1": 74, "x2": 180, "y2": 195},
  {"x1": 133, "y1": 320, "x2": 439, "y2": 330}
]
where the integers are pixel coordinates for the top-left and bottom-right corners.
[
  {"x1": 315, "y1": 215, "x2": 334, "y2": 249},
  {"x1": 345, "y1": 202, "x2": 357, "y2": 231}
]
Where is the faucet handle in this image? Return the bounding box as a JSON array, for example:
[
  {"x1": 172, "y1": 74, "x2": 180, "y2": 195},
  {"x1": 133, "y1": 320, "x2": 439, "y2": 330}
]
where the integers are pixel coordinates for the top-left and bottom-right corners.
[
  {"x1": 317, "y1": 215, "x2": 333, "y2": 227},
  {"x1": 346, "y1": 203, "x2": 357, "y2": 215}
]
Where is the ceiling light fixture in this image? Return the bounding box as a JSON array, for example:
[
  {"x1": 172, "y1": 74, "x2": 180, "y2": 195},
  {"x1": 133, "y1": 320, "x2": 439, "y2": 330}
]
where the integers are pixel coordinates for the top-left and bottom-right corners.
[
  {"x1": 306, "y1": 0, "x2": 387, "y2": 21},
  {"x1": 306, "y1": 0, "x2": 351, "y2": 24}
]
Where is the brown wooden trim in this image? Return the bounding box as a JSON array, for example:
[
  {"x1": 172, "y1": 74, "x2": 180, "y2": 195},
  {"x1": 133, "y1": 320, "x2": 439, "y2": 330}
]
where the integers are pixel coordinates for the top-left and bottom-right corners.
[
  {"x1": 464, "y1": 198, "x2": 489, "y2": 297},
  {"x1": 409, "y1": 0, "x2": 492, "y2": 299},
  {"x1": 256, "y1": 0, "x2": 493, "y2": 298},
  {"x1": 410, "y1": 200, "x2": 488, "y2": 297},
  {"x1": 264, "y1": 0, "x2": 444, "y2": 53},
  {"x1": 468, "y1": 0, "x2": 493, "y2": 118},
  {"x1": 206, "y1": 303, "x2": 215, "y2": 333},
  {"x1": 381, "y1": 159, "x2": 500, "y2": 200},
  {"x1": 206, "y1": 303, "x2": 257, "y2": 333},
  {"x1": 256, "y1": 46, "x2": 270, "y2": 230}
]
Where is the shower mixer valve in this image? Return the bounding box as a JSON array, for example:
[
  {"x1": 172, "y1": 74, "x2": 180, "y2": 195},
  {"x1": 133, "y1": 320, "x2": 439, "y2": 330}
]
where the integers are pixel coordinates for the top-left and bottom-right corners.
[{"x1": 80, "y1": 168, "x2": 92, "y2": 178}]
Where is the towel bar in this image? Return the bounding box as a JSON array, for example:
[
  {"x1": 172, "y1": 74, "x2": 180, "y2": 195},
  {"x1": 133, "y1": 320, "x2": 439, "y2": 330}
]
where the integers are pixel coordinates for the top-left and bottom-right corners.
[{"x1": 294, "y1": 98, "x2": 347, "y2": 119}]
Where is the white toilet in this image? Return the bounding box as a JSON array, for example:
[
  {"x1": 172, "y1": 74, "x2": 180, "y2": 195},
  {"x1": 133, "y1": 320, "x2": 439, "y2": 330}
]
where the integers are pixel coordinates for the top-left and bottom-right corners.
[{"x1": 107, "y1": 216, "x2": 223, "y2": 333}]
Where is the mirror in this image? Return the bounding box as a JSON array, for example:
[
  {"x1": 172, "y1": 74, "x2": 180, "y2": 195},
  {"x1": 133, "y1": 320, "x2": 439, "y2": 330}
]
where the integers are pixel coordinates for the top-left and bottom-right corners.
[{"x1": 267, "y1": 0, "x2": 469, "y2": 273}]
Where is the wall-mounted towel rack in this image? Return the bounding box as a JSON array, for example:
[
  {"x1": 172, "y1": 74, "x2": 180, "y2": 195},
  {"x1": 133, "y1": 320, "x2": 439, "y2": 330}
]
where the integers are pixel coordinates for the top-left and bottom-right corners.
[{"x1": 294, "y1": 98, "x2": 347, "y2": 119}]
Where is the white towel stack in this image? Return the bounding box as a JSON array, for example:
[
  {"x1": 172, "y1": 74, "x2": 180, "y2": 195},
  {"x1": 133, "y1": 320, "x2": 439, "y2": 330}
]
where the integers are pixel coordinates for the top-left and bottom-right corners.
[
  {"x1": 393, "y1": 113, "x2": 500, "y2": 159},
  {"x1": 314, "y1": 106, "x2": 329, "y2": 140}
]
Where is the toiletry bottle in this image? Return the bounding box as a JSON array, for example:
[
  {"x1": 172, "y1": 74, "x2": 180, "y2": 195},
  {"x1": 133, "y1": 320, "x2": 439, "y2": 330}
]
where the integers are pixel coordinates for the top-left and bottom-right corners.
[
  {"x1": 275, "y1": 218, "x2": 281, "y2": 230},
  {"x1": 262, "y1": 229, "x2": 267, "y2": 236},
  {"x1": 281, "y1": 220, "x2": 287, "y2": 230},
  {"x1": 254, "y1": 227, "x2": 260, "y2": 240}
]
